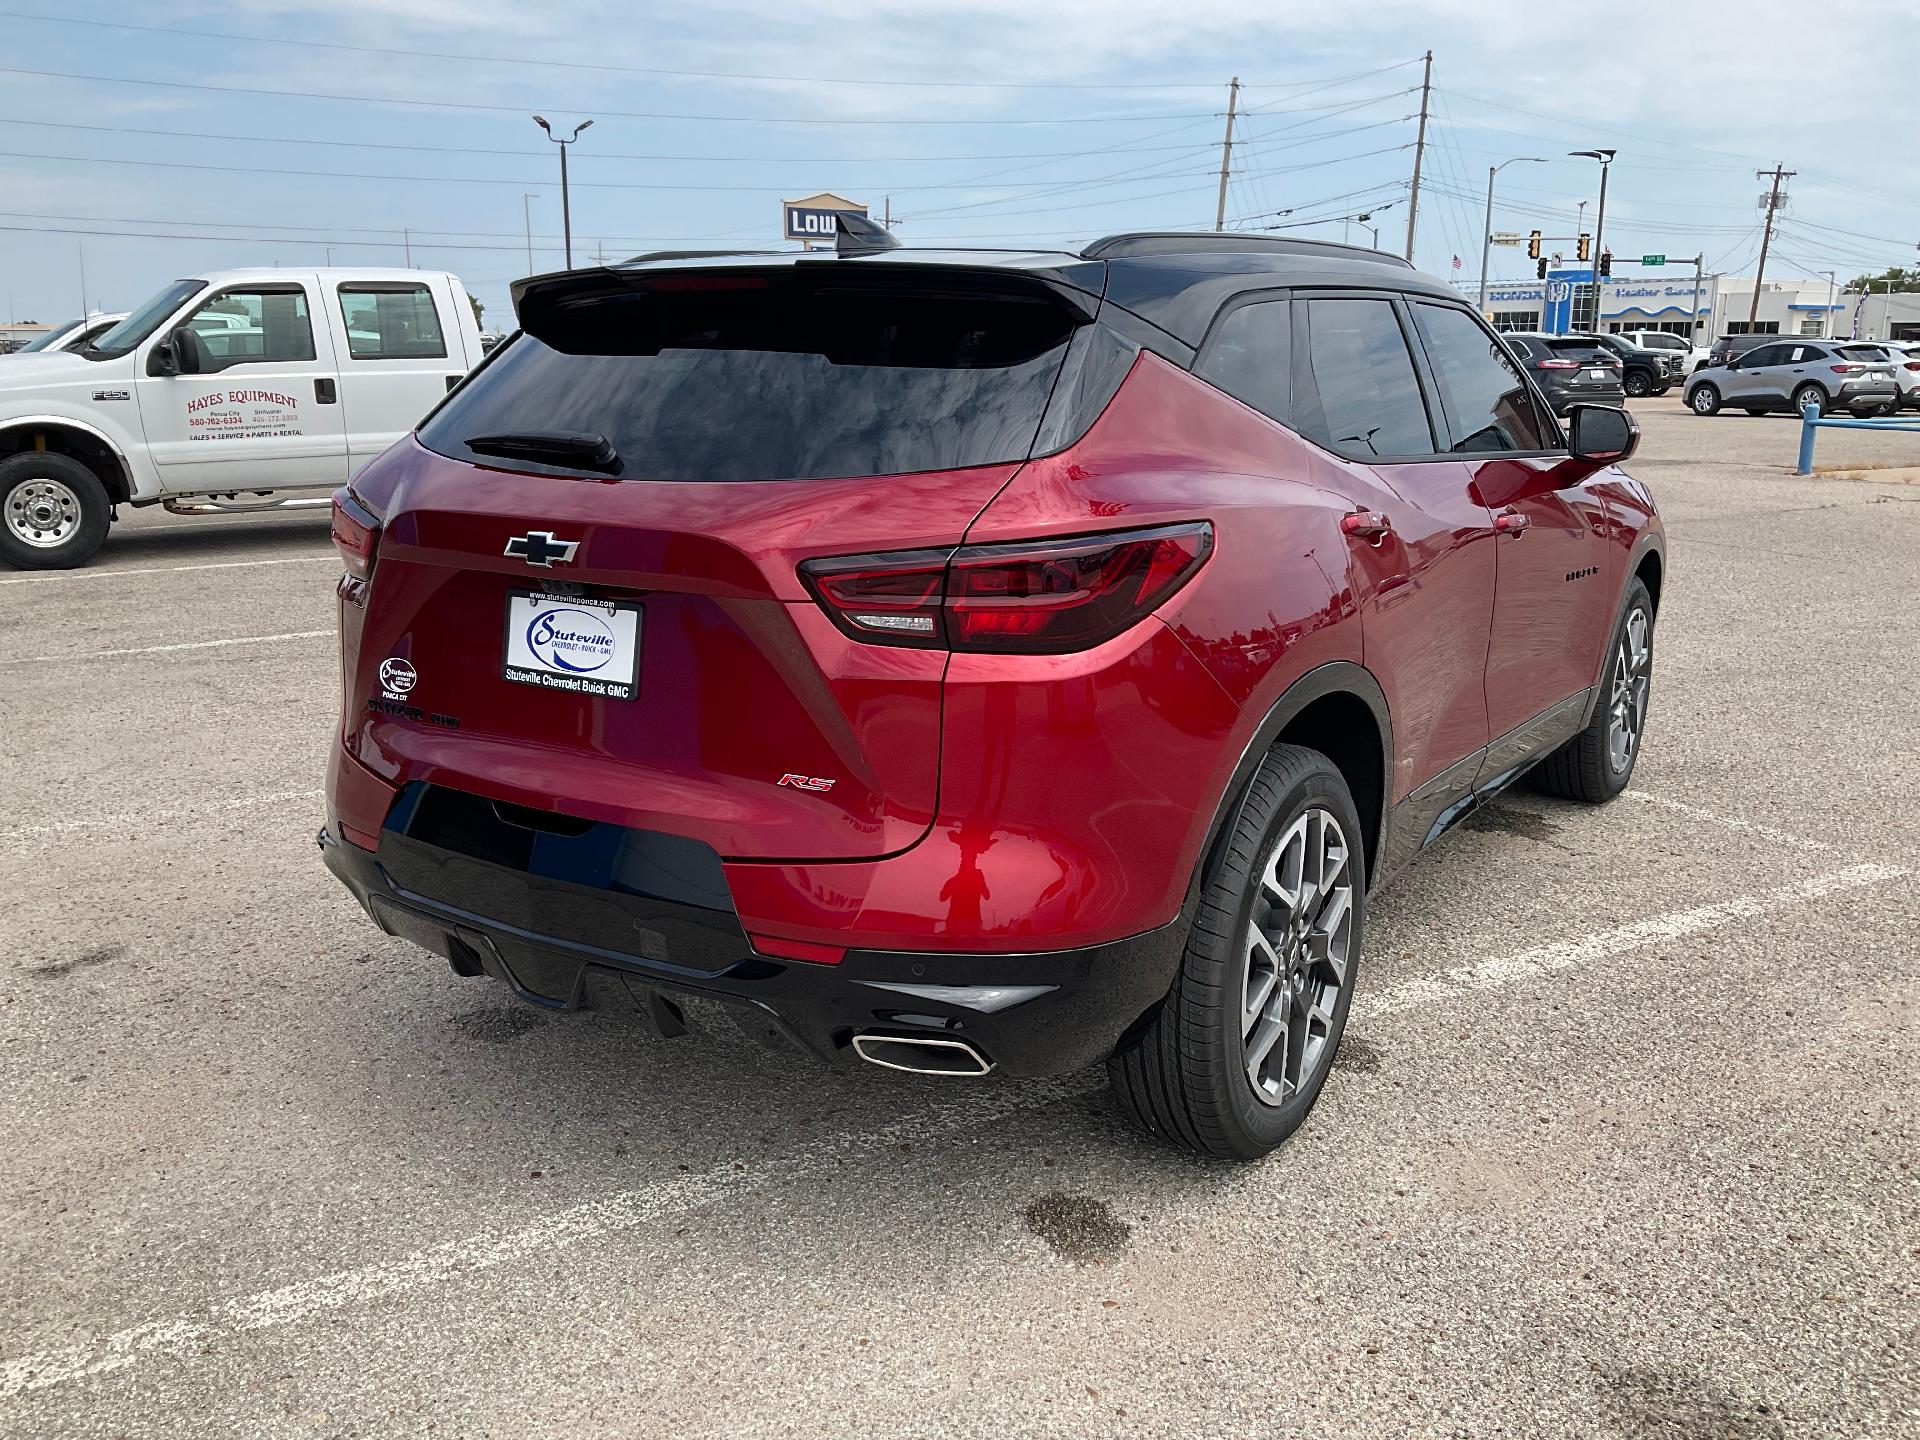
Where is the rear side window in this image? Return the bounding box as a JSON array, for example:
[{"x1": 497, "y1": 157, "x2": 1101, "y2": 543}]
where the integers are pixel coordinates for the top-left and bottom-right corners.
[
  {"x1": 340, "y1": 284, "x2": 448, "y2": 360},
  {"x1": 420, "y1": 271, "x2": 1083, "y2": 482},
  {"x1": 1413, "y1": 304, "x2": 1550, "y2": 452},
  {"x1": 1294, "y1": 297, "x2": 1435, "y2": 459},
  {"x1": 1196, "y1": 299, "x2": 1290, "y2": 425}
]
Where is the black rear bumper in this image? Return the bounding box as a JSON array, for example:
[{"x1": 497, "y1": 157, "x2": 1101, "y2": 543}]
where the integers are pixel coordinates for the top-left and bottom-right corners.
[{"x1": 318, "y1": 786, "x2": 1183, "y2": 1077}]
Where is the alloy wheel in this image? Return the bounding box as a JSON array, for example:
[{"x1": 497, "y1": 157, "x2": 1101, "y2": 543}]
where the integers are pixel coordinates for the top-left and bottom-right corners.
[
  {"x1": 1607, "y1": 607, "x2": 1651, "y2": 774},
  {"x1": 1242, "y1": 808, "x2": 1353, "y2": 1107},
  {"x1": 4, "y1": 477, "x2": 83, "y2": 548}
]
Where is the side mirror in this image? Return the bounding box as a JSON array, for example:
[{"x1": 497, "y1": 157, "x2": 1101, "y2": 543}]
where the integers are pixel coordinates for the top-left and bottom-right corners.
[
  {"x1": 1567, "y1": 404, "x2": 1638, "y2": 467},
  {"x1": 170, "y1": 325, "x2": 204, "y2": 375},
  {"x1": 146, "y1": 336, "x2": 178, "y2": 377}
]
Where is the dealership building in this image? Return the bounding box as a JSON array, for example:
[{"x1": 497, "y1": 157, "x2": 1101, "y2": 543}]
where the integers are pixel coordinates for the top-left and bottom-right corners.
[{"x1": 1475, "y1": 269, "x2": 1920, "y2": 340}]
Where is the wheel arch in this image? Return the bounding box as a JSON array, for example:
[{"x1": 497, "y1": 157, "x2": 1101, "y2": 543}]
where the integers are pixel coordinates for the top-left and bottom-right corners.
[
  {"x1": 1188, "y1": 661, "x2": 1392, "y2": 905},
  {"x1": 0, "y1": 418, "x2": 134, "y2": 505}
]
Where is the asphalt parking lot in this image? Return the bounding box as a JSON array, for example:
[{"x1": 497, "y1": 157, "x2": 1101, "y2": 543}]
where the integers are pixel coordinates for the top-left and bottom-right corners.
[{"x1": 2, "y1": 397, "x2": 1916, "y2": 1438}]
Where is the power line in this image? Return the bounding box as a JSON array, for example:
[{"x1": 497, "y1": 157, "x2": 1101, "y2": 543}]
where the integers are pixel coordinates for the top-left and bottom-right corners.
[
  {"x1": 0, "y1": 115, "x2": 1239, "y2": 165},
  {"x1": 0, "y1": 66, "x2": 1222, "y2": 124}
]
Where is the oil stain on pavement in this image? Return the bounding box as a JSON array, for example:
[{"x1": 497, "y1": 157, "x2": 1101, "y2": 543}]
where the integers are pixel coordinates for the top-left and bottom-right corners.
[
  {"x1": 28, "y1": 943, "x2": 123, "y2": 980},
  {"x1": 1024, "y1": 1193, "x2": 1133, "y2": 1264}
]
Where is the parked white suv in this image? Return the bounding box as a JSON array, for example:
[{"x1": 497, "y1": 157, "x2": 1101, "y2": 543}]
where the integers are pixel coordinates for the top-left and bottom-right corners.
[
  {"x1": 1617, "y1": 328, "x2": 1710, "y2": 373},
  {"x1": 0, "y1": 268, "x2": 484, "y2": 568}
]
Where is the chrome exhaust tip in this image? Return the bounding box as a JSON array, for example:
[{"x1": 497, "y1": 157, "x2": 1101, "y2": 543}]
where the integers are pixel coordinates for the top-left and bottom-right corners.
[{"x1": 851, "y1": 1032, "x2": 994, "y2": 1077}]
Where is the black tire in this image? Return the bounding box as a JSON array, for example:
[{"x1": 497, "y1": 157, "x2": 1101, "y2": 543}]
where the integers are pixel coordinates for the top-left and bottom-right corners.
[
  {"x1": 1109, "y1": 744, "x2": 1365, "y2": 1160},
  {"x1": 1530, "y1": 578, "x2": 1654, "y2": 804},
  {"x1": 1623, "y1": 370, "x2": 1652, "y2": 397},
  {"x1": 1791, "y1": 383, "x2": 1829, "y2": 417},
  {"x1": 1688, "y1": 384, "x2": 1721, "y2": 416},
  {"x1": 0, "y1": 452, "x2": 111, "y2": 570}
]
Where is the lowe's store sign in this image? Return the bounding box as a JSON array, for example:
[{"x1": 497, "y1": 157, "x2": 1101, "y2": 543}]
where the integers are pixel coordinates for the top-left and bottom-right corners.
[{"x1": 783, "y1": 200, "x2": 867, "y2": 242}]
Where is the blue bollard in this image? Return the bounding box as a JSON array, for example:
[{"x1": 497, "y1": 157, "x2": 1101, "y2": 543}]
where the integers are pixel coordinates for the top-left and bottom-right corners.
[{"x1": 1796, "y1": 401, "x2": 1819, "y2": 475}]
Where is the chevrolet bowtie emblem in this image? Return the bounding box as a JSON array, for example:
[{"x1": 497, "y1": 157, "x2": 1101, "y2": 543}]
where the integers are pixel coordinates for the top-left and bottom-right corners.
[{"x1": 504, "y1": 531, "x2": 580, "y2": 567}]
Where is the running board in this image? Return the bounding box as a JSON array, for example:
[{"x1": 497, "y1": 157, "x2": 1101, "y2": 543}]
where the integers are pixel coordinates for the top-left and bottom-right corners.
[{"x1": 161, "y1": 496, "x2": 334, "y2": 516}]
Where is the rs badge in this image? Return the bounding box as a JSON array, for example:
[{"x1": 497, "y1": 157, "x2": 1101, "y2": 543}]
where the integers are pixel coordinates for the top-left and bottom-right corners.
[{"x1": 777, "y1": 774, "x2": 836, "y2": 793}]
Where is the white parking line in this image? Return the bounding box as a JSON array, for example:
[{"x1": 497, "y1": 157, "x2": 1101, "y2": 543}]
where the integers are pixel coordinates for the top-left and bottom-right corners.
[
  {"x1": 1619, "y1": 789, "x2": 1835, "y2": 853},
  {"x1": 0, "y1": 556, "x2": 334, "y2": 586},
  {"x1": 1367, "y1": 862, "x2": 1904, "y2": 1018},
  {"x1": 0, "y1": 789, "x2": 326, "y2": 844},
  {"x1": 1, "y1": 857, "x2": 1906, "y2": 1402},
  {"x1": 2, "y1": 630, "x2": 331, "y2": 664}
]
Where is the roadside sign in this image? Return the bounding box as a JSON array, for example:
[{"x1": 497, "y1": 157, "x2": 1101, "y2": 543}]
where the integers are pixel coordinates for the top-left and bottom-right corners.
[
  {"x1": 1641, "y1": 254, "x2": 1667, "y2": 266},
  {"x1": 782, "y1": 192, "x2": 867, "y2": 247},
  {"x1": 1490, "y1": 232, "x2": 1525, "y2": 247}
]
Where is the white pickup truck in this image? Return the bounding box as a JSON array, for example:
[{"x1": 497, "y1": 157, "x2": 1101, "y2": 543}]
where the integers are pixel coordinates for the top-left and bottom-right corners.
[{"x1": 0, "y1": 268, "x2": 485, "y2": 568}]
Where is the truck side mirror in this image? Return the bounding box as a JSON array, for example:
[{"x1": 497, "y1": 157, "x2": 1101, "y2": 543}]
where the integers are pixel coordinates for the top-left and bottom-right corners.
[
  {"x1": 171, "y1": 325, "x2": 204, "y2": 375},
  {"x1": 147, "y1": 336, "x2": 179, "y2": 377}
]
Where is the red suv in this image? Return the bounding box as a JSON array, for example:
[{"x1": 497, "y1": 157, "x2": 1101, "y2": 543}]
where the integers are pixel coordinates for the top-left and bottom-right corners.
[{"x1": 323, "y1": 228, "x2": 1663, "y2": 1159}]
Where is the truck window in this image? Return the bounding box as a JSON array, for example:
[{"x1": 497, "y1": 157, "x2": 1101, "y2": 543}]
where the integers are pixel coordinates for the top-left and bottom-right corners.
[
  {"x1": 338, "y1": 284, "x2": 448, "y2": 361},
  {"x1": 180, "y1": 288, "x2": 316, "y2": 372}
]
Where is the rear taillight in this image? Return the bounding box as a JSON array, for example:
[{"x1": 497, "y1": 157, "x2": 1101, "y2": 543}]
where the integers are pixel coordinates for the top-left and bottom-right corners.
[
  {"x1": 802, "y1": 522, "x2": 1213, "y2": 655},
  {"x1": 330, "y1": 487, "x2": 382, "y2": 581},
  {"x1": 1538, "y1": 359, "x2": 1581, "y2": 370},
  {"x1": 1829, "y1": 364, "x2": 1859, "y2": 374},
  {"x1": 1904, "y1": 361, "x2": 1920, "y2": 372}
]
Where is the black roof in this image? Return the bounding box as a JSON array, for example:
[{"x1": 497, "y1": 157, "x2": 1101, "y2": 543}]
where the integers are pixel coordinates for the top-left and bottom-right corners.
[{"x1": 526, "y1": 230, "x2": 1462, "y2": 351}]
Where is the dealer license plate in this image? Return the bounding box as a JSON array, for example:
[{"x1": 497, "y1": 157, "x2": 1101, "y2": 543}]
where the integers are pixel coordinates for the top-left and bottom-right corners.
[
  {"x1": 502, "y1": 591, "x2": 641, "y2": 700},
  {"x1": 1587, "y1": 367, "x2": 1610, "y2": 380}
]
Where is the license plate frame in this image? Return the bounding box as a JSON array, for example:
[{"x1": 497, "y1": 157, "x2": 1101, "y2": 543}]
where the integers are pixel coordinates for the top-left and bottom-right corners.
[{"x1": 502, "y1": 591, "x2": 642, "y2": 700}]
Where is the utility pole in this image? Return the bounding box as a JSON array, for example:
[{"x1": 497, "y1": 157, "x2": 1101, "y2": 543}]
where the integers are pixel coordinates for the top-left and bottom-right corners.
[
  {"x1": 1690, "y1": 252, "x2": 1704, "y2": 344},
  {"x1": 522, "y1": 192, "x2": 539, "y2": 275},
  {"x1": 1749, "y1": 164, "x2": 1793, "y2": 329},
  {"x1": 883, "y1": 196, "x2": 894, "y2": 230},
  {"x1": 403, "y1": 228, "x2": 412, "y2": 267},
  {"x1": 1213, "y1": 77, "x2": 1240, "y2": 231},
  {"x1": 1404, "y1": 50, "x2": 1433, "y2": 261}
]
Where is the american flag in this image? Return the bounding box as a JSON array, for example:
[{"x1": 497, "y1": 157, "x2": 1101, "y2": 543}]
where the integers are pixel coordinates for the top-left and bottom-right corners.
[{"x1": 1452, "y1": 255, "x2": 1463, "y2": 270}]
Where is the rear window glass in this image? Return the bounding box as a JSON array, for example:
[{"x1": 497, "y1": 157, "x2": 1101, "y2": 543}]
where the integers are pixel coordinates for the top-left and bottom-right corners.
[
  {"x1": 1837, "y1": 346, "x2": 1889, "y2": 362},
  {"x1": 1545, "y1": 340, "x2": 1612, "y2": 360},
  {"x1": 419, "y1": 271, "x2": 1083, "y2": 482}
]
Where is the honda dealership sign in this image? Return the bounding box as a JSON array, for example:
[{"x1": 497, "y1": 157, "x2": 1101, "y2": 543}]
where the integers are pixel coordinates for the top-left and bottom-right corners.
[{"x1": 782, "y1": 192, "x2": 868, "y2": 246}]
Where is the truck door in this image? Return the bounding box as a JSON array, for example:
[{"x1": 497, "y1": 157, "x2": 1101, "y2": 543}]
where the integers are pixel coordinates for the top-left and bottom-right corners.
[
  {"x1": 329, "y1": 277, "x2": 471, "y2": 475},
  {"x1": 134, "y1": 277, "x2": 349, "y2": 494}
]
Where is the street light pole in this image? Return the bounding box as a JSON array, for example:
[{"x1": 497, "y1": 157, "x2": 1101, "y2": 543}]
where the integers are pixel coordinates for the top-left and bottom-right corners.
[
  {"x1": 1571, "y1": 149, "x2": 1616, "y2": 333},
  {"x1": 1820, "y1": 270, "x2": 1835, "y2": 337},
  {"x1": 1479, "y1": 157, "x2": 1549, "y2": 313},
  {"x1": 533, "y1": 116, "x2": 593, "y2": 269}
]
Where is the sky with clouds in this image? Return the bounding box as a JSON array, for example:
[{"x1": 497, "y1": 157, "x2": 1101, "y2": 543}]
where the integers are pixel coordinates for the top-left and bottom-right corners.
[{"x1": 3, "y1": 0, "x2": 1916, "y2": 327}]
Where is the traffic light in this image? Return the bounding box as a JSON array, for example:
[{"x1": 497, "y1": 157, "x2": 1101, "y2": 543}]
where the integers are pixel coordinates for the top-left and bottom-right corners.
[
  {"x1": 1598, "y1": 250, "x2": 1612, "y2": 278},
  {"x1": 1577, "y1": 233, "x2": 1592, "y2": 262},
  {"x1": 1536, "y1": 258, "x2": 1548, "y2": 280},
  {"x1": 1527, "y1": 230, "x2": 1542, "y2": 260}
]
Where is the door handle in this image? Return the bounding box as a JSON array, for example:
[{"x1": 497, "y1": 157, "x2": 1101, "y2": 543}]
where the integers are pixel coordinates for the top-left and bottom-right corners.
[
  {"x1": 315, "y1": 377, "x2": 338, "y2": 404},
  {"x1": 1495, "y1": 510, "x2": 1531, "y2": 536},
  {"x1": 1340, "y1": 510, "x2": 1393, "y2": 541},
  {"x1": 446, "y1": 374, "x2": 463, "y2": 392}
]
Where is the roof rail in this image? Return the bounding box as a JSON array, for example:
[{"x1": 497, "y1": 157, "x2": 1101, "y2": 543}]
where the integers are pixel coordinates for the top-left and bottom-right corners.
[
  {"x1": 622, "y1": 249, "x2": 788, "y2": 265},
  {"x1": 1080, "y1": 231, "x2": 1414, "y2": 268}
]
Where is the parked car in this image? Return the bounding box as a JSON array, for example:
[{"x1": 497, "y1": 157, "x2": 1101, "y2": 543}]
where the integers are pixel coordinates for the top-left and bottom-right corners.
[
  {"x1": 1589, "y1": 333, "x2": 1680, "y2": 397},
  {"x1": 1617, "y1": 328, "x2": 1710, "y2": 373},
  {"x1": 1683, "y1": 338, "x2": 1901, "y2": 416},
  {"x1": 4, "y1": 312, "x2": 128, "y2": 357},
  {"x1": 0, "y1": 268, "x2": 484, "y2": 569},
  {"x1": 1850, "y1": 341, "x2": 1920, "y2": 410},
  {"x1": 321, "y1": 227, "x2": 1664, "y2": 1160},
  {"x1": 1502, "y1": 333, "x2": 1628, "y2": 414}
]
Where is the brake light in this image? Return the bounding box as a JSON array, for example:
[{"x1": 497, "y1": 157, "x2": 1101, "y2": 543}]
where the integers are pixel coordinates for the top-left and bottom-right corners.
[
  {"x1": 1537, "y1": 359, "x2": 1581, "y2": 369},
  {"x1": 1829, "y1": 364, "x2": 1859, "y2": 374},
  {"x1": 802, "y1": 522, "x2": 1214, "y2": 654},
  {"x1": 1905, "y1": 362, "x2": 1920, "y2": 372},
  {"x1": 330, "y1": 487, "x2": 382, "y2": 581}
]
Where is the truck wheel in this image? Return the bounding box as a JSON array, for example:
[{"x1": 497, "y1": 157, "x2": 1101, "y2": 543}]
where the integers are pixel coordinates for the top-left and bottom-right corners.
[
  {"x1": 1530, "y1": 578, "x2": 1654, "y2": 804},
  {"x1": 0, "y1": 452, "x2": 111, "y2": 570},
  {"x1": 1109, "y1": 744, "x2": 1364, "y2": 1160},
  {"x1": 1623, "y1": 370, "x2": 1651, "y2": 397}
]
